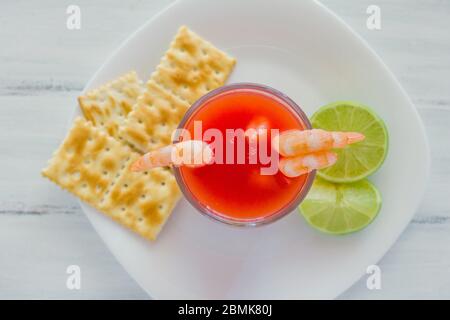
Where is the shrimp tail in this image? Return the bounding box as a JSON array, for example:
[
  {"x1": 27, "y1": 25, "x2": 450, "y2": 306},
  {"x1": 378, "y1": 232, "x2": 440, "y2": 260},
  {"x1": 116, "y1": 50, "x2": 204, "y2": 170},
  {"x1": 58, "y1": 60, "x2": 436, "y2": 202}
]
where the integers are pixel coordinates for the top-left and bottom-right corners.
[
  {"x1": 130, "y1": 140, "x2": 214, "y2": 172},
  {"x1": 346, "y1": 132, "x2": 365, "y2": 144},
  {"x1": 130, "y1": 156, "x2": 148, "y2": 172}
]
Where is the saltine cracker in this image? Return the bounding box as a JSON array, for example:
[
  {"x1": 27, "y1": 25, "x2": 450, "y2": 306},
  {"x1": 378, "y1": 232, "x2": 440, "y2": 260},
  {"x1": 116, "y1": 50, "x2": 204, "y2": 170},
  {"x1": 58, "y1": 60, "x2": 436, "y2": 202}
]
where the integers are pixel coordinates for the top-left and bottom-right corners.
[
  {"x1": 79, "y1": 71, "x2": 145, "y2": 139},
  {"x1": 42, "y1": 118, "x2": 180, "y2": 240},
  {"x1": 151, "y1": 26, "x2": 236, "y2": 104},
  {"x1": 119, "y1": 80, "x2": 190, "y2": 153}
]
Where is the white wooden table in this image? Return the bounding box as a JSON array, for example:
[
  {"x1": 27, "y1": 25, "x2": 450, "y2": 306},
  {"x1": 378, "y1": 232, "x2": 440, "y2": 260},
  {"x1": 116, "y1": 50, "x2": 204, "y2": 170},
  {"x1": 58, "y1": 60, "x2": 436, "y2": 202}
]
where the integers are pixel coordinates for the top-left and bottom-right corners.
[{"x1": 0, "y1": 0, "x2": 449, "y2": 299}]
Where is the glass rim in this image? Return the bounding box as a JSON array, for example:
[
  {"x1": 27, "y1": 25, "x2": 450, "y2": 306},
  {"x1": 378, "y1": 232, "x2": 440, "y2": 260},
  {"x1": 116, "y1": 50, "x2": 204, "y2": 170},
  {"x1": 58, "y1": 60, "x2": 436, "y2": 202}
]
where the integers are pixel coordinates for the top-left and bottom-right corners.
[{"x1": 173, "y1": 82, "x2": 316, "y2": 227}]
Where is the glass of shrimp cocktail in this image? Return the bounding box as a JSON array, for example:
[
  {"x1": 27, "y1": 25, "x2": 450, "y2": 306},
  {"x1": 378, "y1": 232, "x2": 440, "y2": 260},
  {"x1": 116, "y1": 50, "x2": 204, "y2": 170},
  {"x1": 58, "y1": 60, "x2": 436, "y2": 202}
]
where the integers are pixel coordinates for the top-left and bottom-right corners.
[
  {"x1": 172, "y1": 83, "x2": 316, "y2": 226},
  {"x1": 130, "y1": 84, "x2": 365, "y2": 227}
]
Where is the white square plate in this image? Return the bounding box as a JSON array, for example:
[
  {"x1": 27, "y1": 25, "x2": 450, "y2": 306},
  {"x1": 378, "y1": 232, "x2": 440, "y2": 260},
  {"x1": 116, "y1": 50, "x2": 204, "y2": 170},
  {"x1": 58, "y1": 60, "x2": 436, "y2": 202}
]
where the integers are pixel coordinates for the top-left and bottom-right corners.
[{"x1": 76, "y1": 0, "x2": 429, "y2": 299}]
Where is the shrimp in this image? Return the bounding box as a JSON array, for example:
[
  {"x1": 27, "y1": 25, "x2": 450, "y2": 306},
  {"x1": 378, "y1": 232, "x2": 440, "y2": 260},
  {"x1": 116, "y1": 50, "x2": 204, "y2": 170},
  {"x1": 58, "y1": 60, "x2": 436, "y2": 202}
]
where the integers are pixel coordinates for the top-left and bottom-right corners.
[
  {"x1": 130, "y1": 140, "x2": 214, "y2": 172},
  {"x1": 273, "y1": 129, "x2": 365, "y2": 157},
  {"x1": 278, "y1": 151, "x2": 338, "y2": 178}
]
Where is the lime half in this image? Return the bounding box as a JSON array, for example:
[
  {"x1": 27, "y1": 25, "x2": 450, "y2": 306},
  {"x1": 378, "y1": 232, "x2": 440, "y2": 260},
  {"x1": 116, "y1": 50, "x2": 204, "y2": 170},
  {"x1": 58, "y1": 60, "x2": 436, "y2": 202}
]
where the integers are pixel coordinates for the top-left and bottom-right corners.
[
  {"x1": 311, "y1": 101, "x2": 388, "y2": 183},
  {"x1": 299, "y1": 177, "x2": 381, "y2": 235}
]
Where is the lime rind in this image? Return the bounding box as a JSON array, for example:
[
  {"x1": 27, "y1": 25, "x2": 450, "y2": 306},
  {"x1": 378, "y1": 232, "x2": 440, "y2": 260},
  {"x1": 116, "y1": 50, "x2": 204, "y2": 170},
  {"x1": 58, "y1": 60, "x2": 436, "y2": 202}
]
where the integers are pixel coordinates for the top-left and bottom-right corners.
[
  {"x1": 299, "y1": 177, "x2": 382, "y2": 235},
  {"x1": 311, "y1": 101, "x2": 389, "y2": 183}
]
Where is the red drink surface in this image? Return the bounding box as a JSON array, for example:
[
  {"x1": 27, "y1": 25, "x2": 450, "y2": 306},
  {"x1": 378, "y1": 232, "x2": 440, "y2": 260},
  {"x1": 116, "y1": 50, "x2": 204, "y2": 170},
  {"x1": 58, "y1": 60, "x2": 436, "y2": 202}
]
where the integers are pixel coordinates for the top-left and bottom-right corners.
[{"x1": 179, "y1": 88, "x2": 308, "y2": 221}]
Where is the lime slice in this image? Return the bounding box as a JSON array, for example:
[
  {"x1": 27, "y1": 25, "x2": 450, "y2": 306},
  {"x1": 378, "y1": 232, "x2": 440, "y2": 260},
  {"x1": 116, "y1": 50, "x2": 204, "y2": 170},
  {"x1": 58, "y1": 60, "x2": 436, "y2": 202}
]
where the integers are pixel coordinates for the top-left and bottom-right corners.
[
  {"x1": 299, "y1": 177, "x2": 381, "y2": 235},
  {"x1": 311, "y1": 101, "x2": 388, "y2": 183}
]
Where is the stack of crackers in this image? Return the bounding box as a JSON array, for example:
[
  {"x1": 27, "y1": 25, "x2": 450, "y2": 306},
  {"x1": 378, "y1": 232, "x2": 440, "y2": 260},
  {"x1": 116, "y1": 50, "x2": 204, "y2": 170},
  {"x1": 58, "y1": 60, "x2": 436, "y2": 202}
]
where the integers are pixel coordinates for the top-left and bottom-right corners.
[{"x1": 42, "y1": 26, "x2": 236, "y2": 240}]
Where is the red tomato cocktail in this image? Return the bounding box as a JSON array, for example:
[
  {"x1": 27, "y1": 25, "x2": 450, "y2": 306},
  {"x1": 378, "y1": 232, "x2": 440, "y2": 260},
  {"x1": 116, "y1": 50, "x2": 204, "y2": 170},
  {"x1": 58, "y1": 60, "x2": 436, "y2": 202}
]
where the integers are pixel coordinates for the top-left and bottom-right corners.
[{"x1": 173, "y1": 83, "x2": 315, "y2": 226}]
